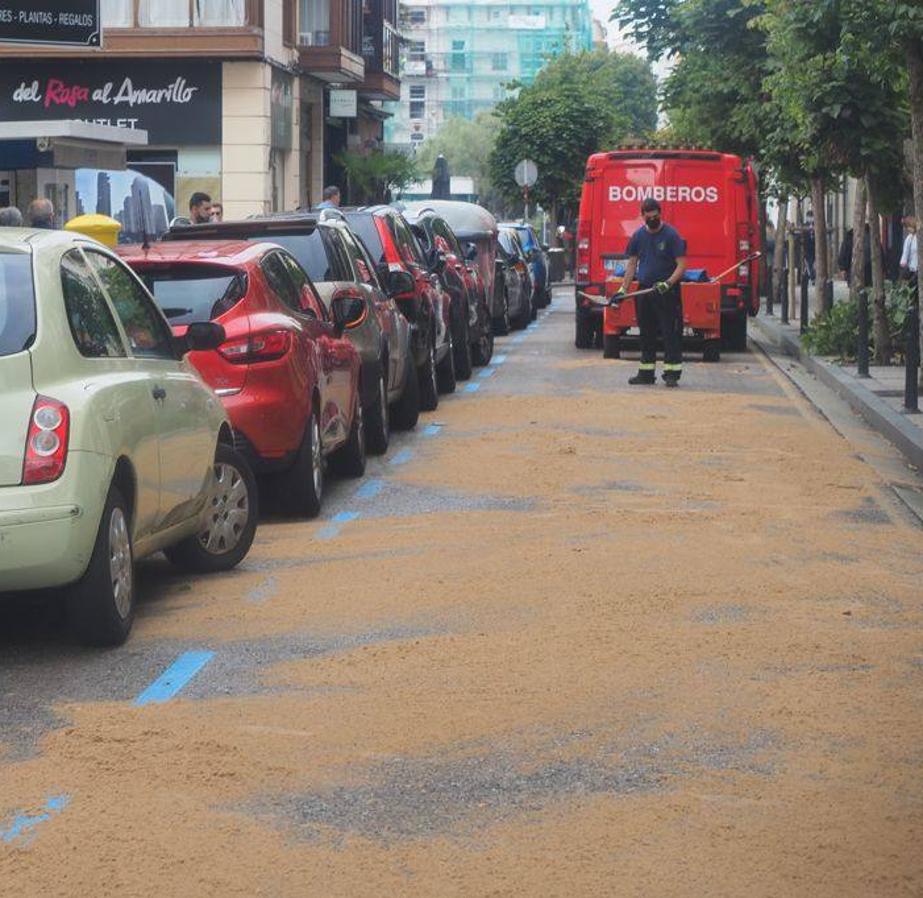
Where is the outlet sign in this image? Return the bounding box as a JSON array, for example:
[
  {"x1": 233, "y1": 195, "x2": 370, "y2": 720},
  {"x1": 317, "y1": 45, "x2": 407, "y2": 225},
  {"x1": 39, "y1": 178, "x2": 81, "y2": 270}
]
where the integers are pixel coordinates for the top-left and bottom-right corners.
[{"x1": 0, "y1": 1, "x2": 101, "y2": 47}]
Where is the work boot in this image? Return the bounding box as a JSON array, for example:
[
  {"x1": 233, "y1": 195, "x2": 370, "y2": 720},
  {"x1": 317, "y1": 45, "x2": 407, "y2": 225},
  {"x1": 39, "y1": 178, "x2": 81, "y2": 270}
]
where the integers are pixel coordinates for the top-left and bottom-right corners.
[
  {"x1": 628, "y1": 371, "x2": 656, "y2": 385},
  {"x1": 663, "y1": 373, "x2": 680, "y2": 388}
]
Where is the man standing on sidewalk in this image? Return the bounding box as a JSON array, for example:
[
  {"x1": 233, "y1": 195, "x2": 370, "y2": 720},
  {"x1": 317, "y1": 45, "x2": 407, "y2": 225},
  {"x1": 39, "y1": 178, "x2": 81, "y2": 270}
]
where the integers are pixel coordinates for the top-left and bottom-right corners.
[{"x1": 612, "y1": 198, "x2": 688, "y2": 387}]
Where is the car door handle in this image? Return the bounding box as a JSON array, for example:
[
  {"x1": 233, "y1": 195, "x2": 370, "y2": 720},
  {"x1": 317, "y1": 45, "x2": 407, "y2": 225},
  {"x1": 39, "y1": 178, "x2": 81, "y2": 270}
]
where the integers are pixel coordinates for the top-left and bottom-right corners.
[{"x1": 152, "y1": 385, "x2": 167, "y2": 402}]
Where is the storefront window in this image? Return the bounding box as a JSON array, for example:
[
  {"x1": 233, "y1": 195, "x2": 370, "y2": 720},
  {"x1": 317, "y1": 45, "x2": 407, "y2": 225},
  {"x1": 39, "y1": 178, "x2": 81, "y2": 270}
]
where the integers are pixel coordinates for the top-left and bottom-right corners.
[{"x1": 139, "y1": 0, "x2": 189, "y2": 26}]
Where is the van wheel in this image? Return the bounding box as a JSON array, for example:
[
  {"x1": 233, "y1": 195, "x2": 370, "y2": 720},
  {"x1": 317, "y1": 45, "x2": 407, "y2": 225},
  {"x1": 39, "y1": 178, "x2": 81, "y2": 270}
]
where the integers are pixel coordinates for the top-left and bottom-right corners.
[
  {"x1": 365, "y1": 367, "x2": 390, "y2": 454},
  {"x1": 329, "y1": 400, "x2": 367, "y2": 477},
  {"x1": 391, "y1": 350, "x2": 420, "y2": 429},
  {"x1": 436, "y1": 333, "x2": 457, "y2": 394},
  {"x1": 278, "y1": 409, "x2": 323, "y2": 518},
  {"x1": 575, "y1": 310, "x2": 595, "y2": 349},
  {"x1": 418, "y1": 341, "x2": 439, "y2": 411},
  {"x1": 703, "y1": 341, "x2": 721, "y2": 363},
  {"x1": 66, "y1": 484, "x2": 135, "y2": 647},
  {"x1": 603, "y1": 334, "x2": 621, "y2": 359},
  {"x1": 165, "y1": 444, "x2": 258, "y2": 573}
]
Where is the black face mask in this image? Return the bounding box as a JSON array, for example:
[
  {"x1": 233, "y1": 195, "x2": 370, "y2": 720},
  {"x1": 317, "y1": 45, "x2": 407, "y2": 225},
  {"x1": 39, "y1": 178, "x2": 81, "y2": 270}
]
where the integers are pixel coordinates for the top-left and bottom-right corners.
[{"x1": 645, "y1": 216, "x2": 661, "y2": 231}]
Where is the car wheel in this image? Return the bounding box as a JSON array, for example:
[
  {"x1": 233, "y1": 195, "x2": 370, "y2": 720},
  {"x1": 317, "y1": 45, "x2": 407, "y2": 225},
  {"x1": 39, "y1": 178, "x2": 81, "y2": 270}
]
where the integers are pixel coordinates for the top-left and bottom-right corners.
[
  {"x1": 329, "y1": 398, "x2": 367, "y2": 477},
  {"x1": 721, "y1": 313, "x2": 748, "y2": 351},
  {"x1": 391, "y1": 349, "x2": 420, "y2": 430},
  {"x1": 453, "y1": 308, "x2": 473, "y2": 380},
  {"x1": 492, "y1": 288, "x2": 510, "y2": 336},
  {"x1": 512, "y1": 293, "x2": 531, "y2": 330},
  {"x1": 436, "y1": 332, "x2": 457, "y2": 394},
  {"x1": 66, "y1": 484, "x2": 135, "y2": 647},
  {"x1": 278, "y1": 408, "x2": 324, "y2": 518},
  {"x1": 472, "y1": 327, "x2": 494, "y2": 366},
  {"x1": 418, "y1": 340, "x2": 439, "y2": 411},
  {"x1": 365, "y1": 366, "x2": 390, "y2": 454},
  {"x1": 164, "y1": 443, "x2": 258, "y2": 573}
]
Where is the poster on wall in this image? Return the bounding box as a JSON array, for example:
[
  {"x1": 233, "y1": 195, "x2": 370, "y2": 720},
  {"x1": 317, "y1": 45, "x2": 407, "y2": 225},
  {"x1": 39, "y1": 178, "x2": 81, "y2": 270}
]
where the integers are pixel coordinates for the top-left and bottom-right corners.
[
  {"x1": 0, "y1": 60, "x2": 221, "y2": 145},
  {"x1": 271, "y1": 69, "x2": 293, "y2": 151},
  {"x1": 0, "y1": 1, "x2": 100, "y2": 47}
]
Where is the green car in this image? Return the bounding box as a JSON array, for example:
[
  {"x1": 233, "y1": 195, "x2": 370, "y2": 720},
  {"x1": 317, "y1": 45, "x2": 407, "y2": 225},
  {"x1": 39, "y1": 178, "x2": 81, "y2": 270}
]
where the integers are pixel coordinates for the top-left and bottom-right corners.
[{"x1": 0, "y1": 229, "x2": 258, "y2": 646}]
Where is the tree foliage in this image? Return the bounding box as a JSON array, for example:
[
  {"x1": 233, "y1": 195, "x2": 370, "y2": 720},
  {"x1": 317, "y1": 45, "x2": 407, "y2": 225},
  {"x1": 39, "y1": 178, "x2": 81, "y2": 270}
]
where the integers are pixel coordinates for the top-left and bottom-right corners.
[
  {"x1": 489, "y1": 48, "x2": 657, "y2": 220},
  {"x1": 336, "y1": 150, "x2": 419, "y2": 205}
]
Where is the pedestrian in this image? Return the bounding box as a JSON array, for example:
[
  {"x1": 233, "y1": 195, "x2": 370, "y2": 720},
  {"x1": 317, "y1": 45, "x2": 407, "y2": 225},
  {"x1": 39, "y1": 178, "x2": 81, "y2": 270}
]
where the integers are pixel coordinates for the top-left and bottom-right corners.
[
  {"x1": 611, "y1": 197, "x2": 688, "y2": 387},
  {"x1": 837, "y1": 228, "x2": 853, "y2": 285},
  {"x1": 803, "y1": 209, "x2": 816, "y2": 283},
  {"x1": 27, "y1": 198, "x2": 55, "y2": 229},
  {"x1": 209, "y1": 201, "x2": 224, "y2": 223},
  {"x1": 900, "y1": 216, "x2": 918, "y2": 282},
  {"x1": 0, "y1": 206, "x2": 23, "y2": 227},
  {"x1": 189, "y1": 191, "x2": 212, "y2": 224},
  {"x1": 316, "y1": 186, "x2": 341, "y2": 210}
]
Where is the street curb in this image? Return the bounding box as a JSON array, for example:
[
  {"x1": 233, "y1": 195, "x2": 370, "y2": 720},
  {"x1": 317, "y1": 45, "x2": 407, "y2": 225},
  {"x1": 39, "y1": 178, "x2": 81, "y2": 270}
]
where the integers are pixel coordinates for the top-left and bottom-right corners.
[{"x1": 751, "y1": 314, "x2": 923, "y2": 472}]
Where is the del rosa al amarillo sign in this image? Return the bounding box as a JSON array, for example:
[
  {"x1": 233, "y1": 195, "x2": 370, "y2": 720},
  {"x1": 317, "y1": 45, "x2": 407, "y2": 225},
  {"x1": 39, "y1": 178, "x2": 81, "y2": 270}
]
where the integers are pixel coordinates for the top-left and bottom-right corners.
[{"x1": 0, "y1": 61, "x2": 221, "y2": 145}]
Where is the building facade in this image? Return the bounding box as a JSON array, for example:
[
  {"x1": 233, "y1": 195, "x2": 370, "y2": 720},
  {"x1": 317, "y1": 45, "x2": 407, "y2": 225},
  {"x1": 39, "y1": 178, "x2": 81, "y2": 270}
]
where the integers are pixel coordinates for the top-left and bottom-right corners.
[
  {"x1": 0, "y1": 0, "x2": 400, "y2": 221},
  {"x1": 385, "y1": 0, "x2": 592, "y2": 150}
]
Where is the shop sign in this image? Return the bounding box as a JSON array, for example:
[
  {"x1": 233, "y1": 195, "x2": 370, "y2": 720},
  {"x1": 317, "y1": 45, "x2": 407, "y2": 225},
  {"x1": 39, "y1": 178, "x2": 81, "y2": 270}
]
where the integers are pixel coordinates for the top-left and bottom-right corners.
[
  {"x1": 0, "y1": 1, "x2": 100, "y2": 47},
  {"x1": 271, "y1": 69, "x2": 293, "y2": 150},
  {"x1": 0, "y1": 60, "x2": 221, "y2": 145},
  {"x1": 329, "y1": 89, "x2": 357, "y2": 119}
]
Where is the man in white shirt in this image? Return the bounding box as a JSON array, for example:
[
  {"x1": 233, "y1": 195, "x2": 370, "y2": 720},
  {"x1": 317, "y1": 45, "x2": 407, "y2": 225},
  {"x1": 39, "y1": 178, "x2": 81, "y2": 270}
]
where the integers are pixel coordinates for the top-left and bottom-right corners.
[{"x1": 900, "y1": 216, "x2": 918, "y2": 280}]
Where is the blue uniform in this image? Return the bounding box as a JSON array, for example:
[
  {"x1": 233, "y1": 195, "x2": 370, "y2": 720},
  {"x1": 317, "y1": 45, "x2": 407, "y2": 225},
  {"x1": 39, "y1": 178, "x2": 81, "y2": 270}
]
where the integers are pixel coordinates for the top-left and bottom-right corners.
[{"x1": 626, "y1": 223, "x2": 686, "y2": 287}]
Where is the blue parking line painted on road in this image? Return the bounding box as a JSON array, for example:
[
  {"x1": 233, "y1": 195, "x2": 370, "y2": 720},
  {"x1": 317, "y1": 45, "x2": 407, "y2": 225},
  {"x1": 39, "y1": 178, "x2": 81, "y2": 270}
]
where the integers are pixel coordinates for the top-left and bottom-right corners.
[
  {"x1": 423, "y1": 424, "x2": 442, "y2": 437},
  {"x1": 134, "y1": 651, "x2": 215, "y2": 706},
  {"x1": 355, "y1": 478, "x2": 384, "y2": 499},
  {"x1": 464, "y1": 382, "x2": 481, "y2": 393},
  {"x1": 479, "y1": 367, "x2": 497, "y2": 378},
  {"x1": 493, "y1": 354, "x2": 507, "y2": 365},
  {"x1": 317, "y1": 512, "x2": 360, "y2": 540},
  {"x1": 390, "y1": 448, "x2": 414, "y2": 466},
  {"x1": 1, "y1": 795, "x2": 70, "y2": 845}
]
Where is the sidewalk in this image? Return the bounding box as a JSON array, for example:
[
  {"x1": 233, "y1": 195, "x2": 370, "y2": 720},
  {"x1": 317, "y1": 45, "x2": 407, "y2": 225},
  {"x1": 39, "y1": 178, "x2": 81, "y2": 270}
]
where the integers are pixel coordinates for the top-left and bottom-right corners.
[{"x1": 751, "y1": 306, "x2": 923, "y2": 473}]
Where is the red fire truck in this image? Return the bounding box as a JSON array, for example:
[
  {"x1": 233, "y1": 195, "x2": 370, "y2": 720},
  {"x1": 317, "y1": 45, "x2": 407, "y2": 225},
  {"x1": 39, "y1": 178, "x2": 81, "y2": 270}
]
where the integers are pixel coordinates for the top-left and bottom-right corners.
[{"x1": 574, "y1": 149, "x2": 760, "y2": 360}]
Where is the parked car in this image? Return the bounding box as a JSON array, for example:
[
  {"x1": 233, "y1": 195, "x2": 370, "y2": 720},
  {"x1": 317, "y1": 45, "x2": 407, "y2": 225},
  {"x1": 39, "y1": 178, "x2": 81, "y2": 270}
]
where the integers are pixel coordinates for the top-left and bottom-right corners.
[
  {"x1": 402, "y1": 206, "x2": 495, "y2": 375},
  {"x1": 163, "y1": 215, "x2": 417, "y2": 451},
  {"x1": 499, "y1": 221, "x2": 551, "y2": 308},
  {"x1": 0, "y1": 229, "x2": 258, "y2": 645},
  {"x1": 497, "y1": 227, "x2": 534, "y2": 330},
  {"x1": 343, "y1": 206, "x2": 455, "y2": 408},
  {"x1": 118, "y1": 239, "x2": 366, "y2": 519},
  {"x1": 399, "y1": 200, "x2": 504, "y2": 335}
]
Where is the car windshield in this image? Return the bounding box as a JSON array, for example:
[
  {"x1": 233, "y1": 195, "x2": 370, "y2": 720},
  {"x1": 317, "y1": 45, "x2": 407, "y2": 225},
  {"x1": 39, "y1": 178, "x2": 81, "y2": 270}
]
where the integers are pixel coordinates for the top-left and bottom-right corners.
[
  {"x1": 243, "y1": 232, "x2": 332, "y2": 281},
  {"x1": 139, "y1": 264, "x2": 245, "y2": 325},
  {"x1": 344, "y1": 213, "x2": 385, "y2": 264},
  {"x1": 0, "y1": 251, "x2": 36, "y2": 357}
]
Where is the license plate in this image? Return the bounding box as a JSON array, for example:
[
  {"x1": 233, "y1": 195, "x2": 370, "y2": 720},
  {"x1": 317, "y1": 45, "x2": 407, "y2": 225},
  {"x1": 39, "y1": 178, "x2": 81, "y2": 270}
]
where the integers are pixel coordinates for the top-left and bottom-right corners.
[{"x1": 603, "y1": 259, "x2": 621, "y2": 272}]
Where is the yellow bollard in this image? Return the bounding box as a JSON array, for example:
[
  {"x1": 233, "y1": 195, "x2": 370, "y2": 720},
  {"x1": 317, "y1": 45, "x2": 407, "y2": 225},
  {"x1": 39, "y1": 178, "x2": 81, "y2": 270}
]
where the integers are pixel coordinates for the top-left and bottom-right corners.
[{"x1": 64, "y1": 214, "x2": 122, "y2": 248}]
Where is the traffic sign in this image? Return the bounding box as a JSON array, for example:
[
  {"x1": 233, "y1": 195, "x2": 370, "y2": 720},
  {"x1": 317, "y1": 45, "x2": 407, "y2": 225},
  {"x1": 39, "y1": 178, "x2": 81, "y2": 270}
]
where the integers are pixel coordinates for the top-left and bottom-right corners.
[{"x1": 514, "y1": 159, "x2": 538, "y2": 188}]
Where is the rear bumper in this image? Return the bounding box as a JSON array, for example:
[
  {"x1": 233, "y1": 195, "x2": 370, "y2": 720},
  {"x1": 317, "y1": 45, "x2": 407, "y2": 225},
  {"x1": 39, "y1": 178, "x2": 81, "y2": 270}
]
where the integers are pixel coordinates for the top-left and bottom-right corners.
[{"x1": 0, "y1": 451, "x2": 111, "y2": 593}]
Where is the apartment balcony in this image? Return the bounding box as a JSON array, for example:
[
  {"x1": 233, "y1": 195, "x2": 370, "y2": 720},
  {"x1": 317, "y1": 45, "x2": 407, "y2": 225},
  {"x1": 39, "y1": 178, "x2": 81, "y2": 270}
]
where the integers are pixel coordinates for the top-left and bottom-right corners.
[
  {"x1": 298, "y1": 0, "x2": 364, "y2": 83},
  {"x1": 1, "y1": 0, "x2": 265, "y2": 58},
  {"x1": 359, "y1": 18, "x2": 400, "y2": 100}
]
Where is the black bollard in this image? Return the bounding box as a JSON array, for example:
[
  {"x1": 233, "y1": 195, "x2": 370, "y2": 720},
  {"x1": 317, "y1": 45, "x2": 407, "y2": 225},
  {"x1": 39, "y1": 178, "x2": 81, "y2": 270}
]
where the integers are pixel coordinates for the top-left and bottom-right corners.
[
  {"x1": 781, "y1": 269, "x2": 790, "y2": 323},
  {"x1": 799, "y1": 272, "x2": 809, "y2": 334},
  {"x1": 905, "y1": 298, "x2": 920, "y2": 413},
  {"x1": 824, "y1": 279, "x2": 834, "y2": 313},
  {"x1": 766, "y1": 265, "x2": 774, "y2": 316},
  {"x1": 857, "y1": 290, "x2": 870, "y2": 378}
]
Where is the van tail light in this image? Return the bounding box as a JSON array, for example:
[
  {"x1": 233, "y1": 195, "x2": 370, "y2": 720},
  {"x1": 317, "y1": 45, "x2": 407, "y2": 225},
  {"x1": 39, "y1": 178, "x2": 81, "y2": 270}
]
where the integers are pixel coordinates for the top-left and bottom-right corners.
[
  {"x1": 218, "y1": 330, "x2": 292, "y2": 364},
  {"x1": 22, "y1": 396, "x2": 70, "y2": 485},
  {"x1": 738, "y1": 264, "x2": 749, "y2": 282},
  {"x1": 576, "y1": 219, "x2": 591, "y2": 281}
]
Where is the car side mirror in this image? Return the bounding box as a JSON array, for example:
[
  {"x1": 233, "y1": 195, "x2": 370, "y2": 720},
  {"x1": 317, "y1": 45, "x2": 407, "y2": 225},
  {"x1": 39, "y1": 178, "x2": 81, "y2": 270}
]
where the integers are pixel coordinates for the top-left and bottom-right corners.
[
  {"x1": 331, "y1": 289, "x2": 366, "y2": 334},
  {"x1": 386, "y1": 269, "x2": 415, "y2": 297},
  {"x1": 183, "y1": 321, "x2": 226, "y2": 354}
]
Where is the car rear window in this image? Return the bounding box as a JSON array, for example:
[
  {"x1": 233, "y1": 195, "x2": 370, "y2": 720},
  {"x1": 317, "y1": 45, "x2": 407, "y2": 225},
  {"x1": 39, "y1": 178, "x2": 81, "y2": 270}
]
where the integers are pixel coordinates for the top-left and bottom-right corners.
[
  {"x1": 0, "y1": 252, "x2": 36, "y2": 357},
  {"x1": 138, "y1": 264, "x2": 246, "y2": 325},
  {"x1": 344, "y1": 213, "x2": 385, "y2": 264},
  {"x1": 243, "y1": 232, "x2": 338, "y2": 282}
]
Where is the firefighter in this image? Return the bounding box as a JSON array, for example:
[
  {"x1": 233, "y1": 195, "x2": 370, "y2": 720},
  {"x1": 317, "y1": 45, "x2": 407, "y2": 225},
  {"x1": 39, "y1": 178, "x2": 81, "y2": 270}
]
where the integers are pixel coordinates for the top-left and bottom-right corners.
[{"x1": 611, "y1": 198, "x2": 688, "y2": 387}]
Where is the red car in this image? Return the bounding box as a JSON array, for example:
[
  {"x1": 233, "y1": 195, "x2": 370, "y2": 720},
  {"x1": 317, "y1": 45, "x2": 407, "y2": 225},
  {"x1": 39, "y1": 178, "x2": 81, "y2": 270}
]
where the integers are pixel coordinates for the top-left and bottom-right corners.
[{"x1": 117, "y1": 240, "x2": 366, "y2": 518}]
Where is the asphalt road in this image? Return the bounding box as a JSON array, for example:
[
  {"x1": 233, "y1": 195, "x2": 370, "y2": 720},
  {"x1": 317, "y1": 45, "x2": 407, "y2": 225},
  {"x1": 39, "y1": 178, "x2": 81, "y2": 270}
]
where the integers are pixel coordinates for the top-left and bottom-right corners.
[{"x1": 2, "y1": 285, "x2": 922, "y2": 896}]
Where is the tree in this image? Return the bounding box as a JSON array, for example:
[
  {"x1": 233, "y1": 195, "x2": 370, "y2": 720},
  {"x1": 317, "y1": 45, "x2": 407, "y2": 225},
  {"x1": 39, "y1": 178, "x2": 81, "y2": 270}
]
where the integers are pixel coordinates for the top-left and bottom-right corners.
[
  {"x1": 336, "y1": 150, "x2": 418, "y2": 205},
  {"x1": 489, "y1": 48, "x2": 657, "y2": 230}
]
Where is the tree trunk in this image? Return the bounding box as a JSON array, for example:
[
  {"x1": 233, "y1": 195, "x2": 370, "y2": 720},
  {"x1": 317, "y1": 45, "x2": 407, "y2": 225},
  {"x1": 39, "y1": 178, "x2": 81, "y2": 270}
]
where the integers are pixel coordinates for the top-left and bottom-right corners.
[
  {"x1": 758, "y1": 199, "x2": 768, "y2": 298},
  {"x1": 811, "y1": 176, "x2": 830, "y2": 315},
  {"x1": 772, "y1": 196, "x2": 788, "y2": 310},
  {"x1": 906, "y1": 38, "x2": 923, "y2": 385},
  {"x1": 867, "y1": 178, "x2": 891, "y2": 364},
  {"x1": 848, "y1": 178, "x2": 867, "y2": 305}
]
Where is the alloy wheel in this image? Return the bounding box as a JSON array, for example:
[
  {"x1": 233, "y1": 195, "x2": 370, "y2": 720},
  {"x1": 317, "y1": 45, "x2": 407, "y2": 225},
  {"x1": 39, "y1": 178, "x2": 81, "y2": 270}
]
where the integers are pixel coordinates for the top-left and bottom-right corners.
[
  {"x1": 108, "y1": 507, "x2": 133, "y2": 619},
  {"x1": 311, "y1": 414, "x2": 323, "y2": 498},
  {"x1": 199, "y1": 462, "x2": 250, "y2": 556}
]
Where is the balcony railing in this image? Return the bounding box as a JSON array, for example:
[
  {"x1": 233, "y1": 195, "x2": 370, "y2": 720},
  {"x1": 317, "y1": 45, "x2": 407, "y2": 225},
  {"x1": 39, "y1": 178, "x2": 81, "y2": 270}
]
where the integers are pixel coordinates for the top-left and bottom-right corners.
[
  {"x1": 101, "y1": 0, "x2": 263, "y2": 28},
  {"x1": 362, "y1": 20, "x2": 399, "y2": 78}
]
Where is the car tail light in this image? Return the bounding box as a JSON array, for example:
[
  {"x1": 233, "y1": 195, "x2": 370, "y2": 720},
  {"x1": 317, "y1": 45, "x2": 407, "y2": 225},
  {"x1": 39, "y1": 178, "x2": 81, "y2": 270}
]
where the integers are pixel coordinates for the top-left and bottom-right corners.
[
  {"x1": 218, "y1": 330, "x2": 292, "y2": 364},
  {"x1": 22, "y1": 396, "x2": 69, "y2": 485}
]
